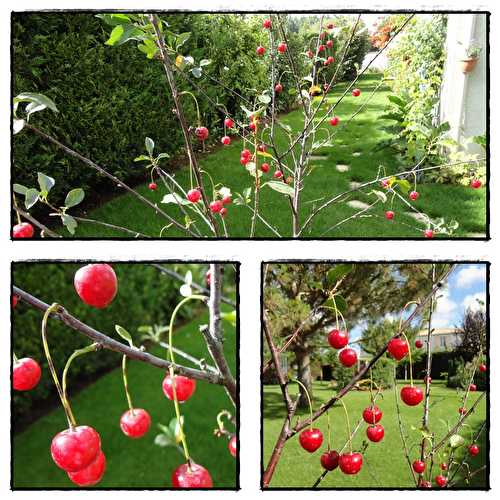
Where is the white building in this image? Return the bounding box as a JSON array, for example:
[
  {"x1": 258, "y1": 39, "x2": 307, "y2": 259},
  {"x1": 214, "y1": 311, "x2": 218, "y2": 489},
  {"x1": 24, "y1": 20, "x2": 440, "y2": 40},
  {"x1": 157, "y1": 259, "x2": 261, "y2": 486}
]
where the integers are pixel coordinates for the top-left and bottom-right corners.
[{"x1": 416, "y1": 327, "x2": 464, "y2": 352}]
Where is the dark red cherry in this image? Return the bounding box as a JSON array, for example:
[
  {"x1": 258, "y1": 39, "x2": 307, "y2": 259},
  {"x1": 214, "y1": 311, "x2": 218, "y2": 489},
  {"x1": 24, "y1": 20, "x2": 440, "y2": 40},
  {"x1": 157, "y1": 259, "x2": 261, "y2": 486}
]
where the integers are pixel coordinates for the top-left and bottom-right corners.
[
  {"x1": 339, "y1": 452, "x2": 363, "y2": 474},
  {"x1": 327, "y1": 329, "x2": 349, "y2": 349},
  {"x1": 366, "y1": 424, "x2": 384, "y2": 442},
  {"x1": 400, "y1": 386, "x2": 423, "y2": 406},
  {"x1": 339, "y1": 348, "x2": 357, "y2": 367},
  {"x1": 13, "y1": 357, "x2": 41, "y2": 391},
  {"x1": 172, "y1": 462, "x2": 213, "y2": 488},
  {"x1": 320, "y1": 450, "x2": 339, "y2": 470},
  {"x1": 299, "y1": 428, "x2": 323, "y2": 453},
  {"x1": 362, "y1": 405, "x2": 382, "y2": 424}
]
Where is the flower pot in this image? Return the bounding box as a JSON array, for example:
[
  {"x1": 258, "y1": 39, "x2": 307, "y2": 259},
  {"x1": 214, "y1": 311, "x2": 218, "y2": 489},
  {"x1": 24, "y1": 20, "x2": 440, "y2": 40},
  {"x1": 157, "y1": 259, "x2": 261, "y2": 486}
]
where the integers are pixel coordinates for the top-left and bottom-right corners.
[{"x1": 460, "y1": 57, "x2": 478, "y2": 74}]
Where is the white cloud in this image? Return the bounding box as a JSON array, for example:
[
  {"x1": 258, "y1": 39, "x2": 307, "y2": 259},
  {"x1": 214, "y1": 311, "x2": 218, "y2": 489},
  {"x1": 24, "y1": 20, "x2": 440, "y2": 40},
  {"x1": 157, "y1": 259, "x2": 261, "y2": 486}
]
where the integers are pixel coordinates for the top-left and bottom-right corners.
[
  {"x1": 462, "y1": 292, "x2": 487, "y2": 312},
  {"x1": 455, "y1": 265, "x2": 486, "y2": 288},
  {"x1": 431, "y1": 288, "x2": 458, "y2": 328}
]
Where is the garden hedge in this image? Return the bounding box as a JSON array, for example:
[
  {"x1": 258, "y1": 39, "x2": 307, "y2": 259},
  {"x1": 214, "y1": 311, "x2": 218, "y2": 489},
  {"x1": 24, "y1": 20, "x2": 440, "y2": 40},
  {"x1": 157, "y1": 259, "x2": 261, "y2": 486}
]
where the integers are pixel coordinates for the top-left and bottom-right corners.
[{"x1": 11, "y1": 263, "x2": 209, "y2": 429}]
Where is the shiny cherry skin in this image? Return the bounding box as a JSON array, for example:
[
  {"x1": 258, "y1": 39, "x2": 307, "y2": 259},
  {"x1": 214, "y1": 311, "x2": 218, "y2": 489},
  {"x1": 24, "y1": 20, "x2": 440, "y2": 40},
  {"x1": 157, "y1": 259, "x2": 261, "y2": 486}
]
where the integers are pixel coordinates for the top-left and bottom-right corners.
[
  {"x1": 275, "y1": 83, "x2": 283, "y2": 93},
  {"x1": 224, "y1": 117, "x2": 234, "y2": 128},
  {"x1": 120, "y1": 408, "x2": 151, "y2": 438},
  {"x1": 469, "y1": 444, "x2": 479, "y2": 456},
  {"x1": 263, "y1": 19, "x2": 272, "y2": 29},
  {"x1": 415, "y1": 339, "x2": 423, "y2": 348},
  {"x1": 321, "y1": 450, "x2": 340, "y2": 470},
  {"x1": 366, "y1": 424, "x2": 384, "y2": 442},
  {"x1": 261, "y1": 163, "x2": 270, "y2": 173},
  {"x1": 273, "y1": 170, "x2": 283, "y2": 179},
  {"x1": 210, "y1": 200, "x2": 223, "y2": 213},
  {"x1": 13, "y1": 357, "x2": 42, "y2": 391},
  {"x1": 329, "y1": 116, "x2": 339, "y2": 126},
  {"x1": 220, "y1": 207, "x2": 227, "y2": 218},
  {"x1": 412, "y1": 460, "x2": 425, "y2": 474},
  {"x1": 339, "y1": 452, "x2": 363, "y2": 474},
  {"x1": 241, "y1": 149, "x2": 251, "y2": 159},
  {"x1": 12, "y1": 294, "x2": 19, "y2": 308},
  {"x1": 424, "y1": 229, "x2": 434, "y2": 239},
  {"x1": 387, "y1": 338, "x2": 409, "y2": 361},
  {"x1": 326, "y1": 39, "x2": 333, "y2": 48},
  {"x1": 74, "y1": 264, "x2": 117, "y2": 309},
  {"x1": 440, "y1": 462, "x2": 448, "y2": 471},
  {"x1": 172, "y1": 462, "x2": 213, "y2": 488},
  {"x1": 13, "y1": 222, "x2": 34, "y2": 238},
  {"x1": 362, "y1": 405, "x2": 382, "y2": 424},
  {"x1": 470, "y1": 179, "x2": 482, "y2": 189},
  {"x1": 277, "y1": 42, "x2": 287, "y2": 53},
  {"x1": 400, "y1": 386, "x2": 423, "y2": 406},
  {"x1": 187, "y1": 189, "x2": 201, "y2": 203},
  {"x1": 435, "y1": 475, "x2": 447, "y2": 487},
  {"x1": 228, "y1": 436, "x2": 237, "y2": 457},
  {"x1": 51, "y1": 425, "x2": 101, "y2": 472},
  {"x1": 469, "y1": 383, "x2": 477, "y2": 392},
  {"x1": 148, "y1": 182, "x2": 158, "y2": 191},
  {"x1": 222, "y1": 195, "x2": 232, "y2": 205},
  {"x1": 385, "y1": 210, "x2": 395, "y2": 220},
  {"x1": 339, "y1": 348, "x2": 357, "y2": 367},
  {"x1": 162, "y1": 374, "x2": 196, "y2": 402},
  {"x1": 458, "y1": 407, "x2": 467, "y2": 415},
  {"x1": 352, "y1": 88, "x2": 361, "y2": 97},
  {"x1": 479, "y1": 363, "x2": 487, "y2": 372},
  {"x1": 195, "y1": 126, "x2": 209, "y2": 141},
  {"x1": 299, "y1": 428, "x2": 323, "y2": 453},
  {"x1": 419, "y1": 479, "x2": 432, "y2": 488},
  {"x1": 68, "y1": 450, "x2": 106, "y2": 486},
  {"x1": 256, "y1": 46, "x2": 265, "y2": 56},
  {"x1": 327, "y1": 329, "x2": 349, "y2": 349},
  {"x1": 221, "y1": 136, "x2": 231, "y2": 146},
  {"x1": 409, "y1": 191, "x2": 419, "y2": 200}
]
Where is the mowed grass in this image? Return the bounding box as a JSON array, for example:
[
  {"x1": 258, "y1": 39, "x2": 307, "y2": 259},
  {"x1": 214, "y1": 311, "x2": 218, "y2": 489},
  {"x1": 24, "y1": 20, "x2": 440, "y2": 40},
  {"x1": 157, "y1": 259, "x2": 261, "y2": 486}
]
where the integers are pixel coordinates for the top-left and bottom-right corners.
[
  {"x1": 12, "y1": 310, "x2": 237, "y2": 488},
  {"x1": 71, "y1": 74, "x2": 486, "y2": 238},
  {"x1": 263, "y1": 381, "x2": 487, "y2": 488}
]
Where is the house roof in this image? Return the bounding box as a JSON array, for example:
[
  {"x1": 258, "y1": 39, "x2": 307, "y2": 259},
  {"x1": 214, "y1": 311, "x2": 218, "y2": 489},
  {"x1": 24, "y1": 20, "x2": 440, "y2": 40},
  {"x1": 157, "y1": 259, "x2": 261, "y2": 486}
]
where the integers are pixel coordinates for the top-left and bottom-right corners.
[{"x1": 416, "y1": 327, "x2": 462, "y2": 337}]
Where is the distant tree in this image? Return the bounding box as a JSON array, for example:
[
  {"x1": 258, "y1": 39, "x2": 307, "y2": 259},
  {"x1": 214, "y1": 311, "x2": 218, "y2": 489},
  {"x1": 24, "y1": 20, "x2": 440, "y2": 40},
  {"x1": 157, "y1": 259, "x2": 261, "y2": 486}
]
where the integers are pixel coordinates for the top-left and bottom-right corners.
[{"x1": 455, "y1": 306, "x2": 486, "y2": 360}]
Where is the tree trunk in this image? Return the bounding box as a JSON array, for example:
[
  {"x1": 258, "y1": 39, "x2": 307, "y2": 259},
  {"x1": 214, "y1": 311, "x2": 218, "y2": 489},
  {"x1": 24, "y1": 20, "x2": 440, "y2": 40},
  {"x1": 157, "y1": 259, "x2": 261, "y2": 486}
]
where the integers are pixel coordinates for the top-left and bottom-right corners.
[{"x1": 294, "y1": 344, "x2": 312, "y2": 409}]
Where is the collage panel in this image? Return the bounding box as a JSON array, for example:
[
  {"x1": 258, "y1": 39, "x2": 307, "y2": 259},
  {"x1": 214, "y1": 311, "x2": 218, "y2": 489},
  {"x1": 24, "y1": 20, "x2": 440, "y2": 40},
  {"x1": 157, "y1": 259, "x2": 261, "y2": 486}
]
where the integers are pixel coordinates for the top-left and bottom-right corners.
[
  {"x1": 11, "y1": 261, "x2": 239, "y2": 489},
  {"x1": 10, "y1": 11, "x2": 488, "y2": 240},
  {"x1": 262, "y1": 261, "x2": 489, "y2": 489}
]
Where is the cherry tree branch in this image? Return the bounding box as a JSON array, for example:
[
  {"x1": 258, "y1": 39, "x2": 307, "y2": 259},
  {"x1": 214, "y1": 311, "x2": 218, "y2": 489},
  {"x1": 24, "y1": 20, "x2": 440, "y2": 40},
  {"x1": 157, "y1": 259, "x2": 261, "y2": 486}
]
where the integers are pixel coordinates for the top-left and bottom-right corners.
[
  {"x1": 12, "y1": 205, "x2": 62, "y2": 238},
  {"x1": 12, "y1": 286, "x2": 222, "y2": 385}
]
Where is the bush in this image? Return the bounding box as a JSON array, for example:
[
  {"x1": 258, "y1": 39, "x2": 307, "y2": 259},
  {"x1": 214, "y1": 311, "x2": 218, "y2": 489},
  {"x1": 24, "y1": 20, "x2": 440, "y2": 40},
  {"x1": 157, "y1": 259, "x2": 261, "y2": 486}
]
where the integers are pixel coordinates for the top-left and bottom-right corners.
[{"x1": 12, "y1": 263, "x2": 210, "y2": 428}]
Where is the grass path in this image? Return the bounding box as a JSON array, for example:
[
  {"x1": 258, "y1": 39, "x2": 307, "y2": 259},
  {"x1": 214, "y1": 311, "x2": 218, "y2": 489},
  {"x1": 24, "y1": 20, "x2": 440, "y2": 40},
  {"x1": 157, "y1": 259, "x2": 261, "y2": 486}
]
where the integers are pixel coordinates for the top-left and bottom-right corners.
[
  {"x1": 263, "y1": 381, "x2": 487, "y2": 488},
  {"x1": 71, "y1": 74, "x2": 486, "y2": 238},
  {"x1": 12, "y1": 310, "x2": 237, "y2": 488}
]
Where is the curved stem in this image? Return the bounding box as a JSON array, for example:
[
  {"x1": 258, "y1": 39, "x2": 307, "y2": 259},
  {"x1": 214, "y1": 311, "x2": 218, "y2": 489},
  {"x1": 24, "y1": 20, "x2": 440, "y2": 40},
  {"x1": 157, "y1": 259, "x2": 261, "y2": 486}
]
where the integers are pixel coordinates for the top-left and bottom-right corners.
[
  {"x1": 41, "y1": 303, "x2": 77, "y2": 429},
  {"x1": 338, "y1": 398, "x2": 352, "y2": 453},
  {"x1": 326, "y1": 410, "x2": 331, "y2": 450},
  {"x1": 122, "y1": 355, "x2": 134, "y2": 411},
  {"x1": 12, "y1": 194, "x2": 22, "y2": 225},
  {"x1": 400, "y1": 331, "x2": 413, "y2": 386},
  {"x1": 294, "y1": 379, "x2": 313, "y2": 430}
]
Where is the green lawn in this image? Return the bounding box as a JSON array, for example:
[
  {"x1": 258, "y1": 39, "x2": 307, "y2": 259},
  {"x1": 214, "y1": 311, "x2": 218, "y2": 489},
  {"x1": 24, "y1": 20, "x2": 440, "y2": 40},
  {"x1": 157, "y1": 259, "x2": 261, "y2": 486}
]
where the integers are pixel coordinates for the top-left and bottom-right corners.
[
  {"x1": 12, "y1": 310, "x2": 237, "y2": 488},
  {"x1": 68, "y1": 74, "x2": 485, "y2": 238},
  {"x1": 263, "y1": 381, "x2": 487, "y2": 488}
]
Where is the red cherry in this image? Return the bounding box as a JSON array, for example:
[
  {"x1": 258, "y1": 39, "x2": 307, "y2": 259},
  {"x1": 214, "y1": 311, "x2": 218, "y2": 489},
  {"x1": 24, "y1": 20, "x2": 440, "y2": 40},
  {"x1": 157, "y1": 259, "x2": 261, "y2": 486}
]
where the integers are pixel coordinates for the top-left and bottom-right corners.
[
  {"x1": 366, "y1": 424, "x2": 384, "y2": 442},
  {"x1": 326, "y1": 40, "x2": 333, "y2": 48},
  {"x1": 224, "y1": 117, "x2": 234, "y2": 128},
  {"x1": 419, "y1": 479, "x2": 432, "y2": 489},
  {"x1": 327, "y1": 23, "x2": 334, "y2": 29},
  {"x1": 172, "y1": 462, "x2": 213, "y2": 488},
  {"x1": 415, "y1": 339, "x2": 423, "y2": 348},
  {"x1": 381, "y1": 179, "x2": 390, "y2": 188},
  {"x1": 261, "y1": 163, "x2": 270, "y2": 173},
  {"x1": 409, "y1": 191, "x2": 419, "y2": 201},
  {"x1": 74, "y1": 264, "x2": 117, "y2": 309},
  {"x1": 458, "y1": 407, "x2": 467, "y2": 415},
  {"x1": 387, "y1": 338, "x2": 409, "y2": 361},
  {"x1": 275, "y1": 83, "x2": 283, "y2": 93},
  {"x1": 68, "y1": 450, "x2": 106, "y2": 486},
  {"x1": 187, "y1": 189, "x2": 201, "y2": 203},
  {"x1": 440, "y1": 463, "x2": 448, "y2": 471},
  {"x1": 339, "y1": 348, "x2": 357, "y2": 367},
  {"x1": 148, "y1": 182, "x2": 158, "y2": 191},
  {"x1": 469, "y1": 444, "x2": 479, "y2": 456},
  {"x1": 479, "y1": 363, "x2": 487, "y2": 372},
  {"x1": 12, "y1": 295, "x2": 19, "y2": 308},
  {"x1": 385, "y1": 210, "x2": 395, "y2": 220},
  {"x1": 209, "y1": 200, "x2": 223, "y2": 213},
  {"x1": 162, "y1": 374, "x2": 196, "y2": 402},
  {"x1": 352, "y1": 88, "x2": 361, "y2": 97},
  {"x1": 228, "y1": 436, "x2": 237, "y2": 457},
  {"x1": 329, "y1": 116, "x2": 339, "y2": 126},
  {"x1": 273, "y1": 170, "x2": 283, "y2": 179},
  {"x1": 13, "y1": 357, "x2": 41, "y2": 391},
  {"x1": 400, "y1": 386, "x2": 423, "y2": 406},
  {"x1": 221, "y1": 136, "x2": 231, "y2": 146},
  {"x1": 327, "y1": 329, "x2": 348, "y2": 349},
  {"x1": 424, "y1": 229, "x2": 434, "y2": 239},
  {"x1": 469, "y1": 383, "x2": 477, "y2": 392},
  {"x1": 306, "y1": 49, "x2": 314, "y2": 58},
  {"x1": 471, "y1": 179, "x2": 482, "y2": 189},
  {"x1": 240, "y1": 156, "x2": 250, "y2": 166},
  {"x1": 435, "y1": 475, "x2": 447, "y2": 487},
  {"x1": 51, "y1": 426, "x2": 101, "y2": 472},
  {"x1": 277, "y1": 42, "x2": 287, "y2": 53},
  {"x1": 220, "y1": 207, "x2": 227, "y2": 218},
  {"x1": 195, "y1": 126, "x2": 209, "y2": 141},
  {"x1": 120, "y1": 408, "x2": 151, "y2": 438},
  {"x1": 325, "y1": 56, "x2": 334, "y2": 65},
  {"x1": 339, "y1": 452, "x2": 363, "y2": 475},
  {"x1": 222, "y1": 195, "x2": 232, "y2": 205},
  {"x1": 319, "y1": 32, "x2": 326, "y2": 40},
  {"x1": 362, "y1": 405, "x2": 382, "y2": 424},
  {"x1": 205, "y1": 270, "x2": 211, "y2": 286},
  {"x1": 324, "y1": 84, "x2": 331, "y2": 92},
  {"x1": 263, "y1": 19, "x2": 272, "y2": 29},
  {"x1": 258, "y1": 144, "x2": 266, "y2": 152},
  {"x1": 320, "y1": 450, "x2": 339, "y2": 471},
  {"x1": 299, "y1": 428, "x2": 323, "y2": 452},
  {"x1": 412, "y1": 460, "x2": 425, "y2": 474},
  {"x1": 249, "y1": 122, "x2": 256, "y2": 131},
  {"x1": 241, "y1": 148, "x2": 251, "y2": 158},
  {"x1": 318, "y1": 44, "x2": 325, "y2": 52},
  {"x1": 13, "y1": 222, "x2": 34, "y2": 239},
  {"x1": 256, "y1": 46, "x2": 265, "y2": 56}
]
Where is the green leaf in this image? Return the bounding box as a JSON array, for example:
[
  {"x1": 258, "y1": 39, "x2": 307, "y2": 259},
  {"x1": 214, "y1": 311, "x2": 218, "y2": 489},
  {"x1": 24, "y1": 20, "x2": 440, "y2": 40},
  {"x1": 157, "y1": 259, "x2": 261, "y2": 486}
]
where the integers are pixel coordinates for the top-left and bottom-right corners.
[
  {"x1": 115, "y1": 325, "x2": 134, "y2": 346},
  {"x1": 25, "y1": 188, "x2": 40, "y2": 209},
  {"x1": 145, "y1": 137, "x2": 154, "y2": 155},
  {"x1": 394, "y1": 179, "x2": 411, "y2": 194},
  {"x1": 95, "y1": 13, "x2": 132, "y2": 26},
  {"x1": 134, "y1": 155, "x2": 150, "y2": 162},
  {"x1": 199, "y1": 59, "x2": 211, "y2": 67},
  {"x1": 326, "y1": 264, "x2": 353, "y2": 286},
  {"x1": 61, "y1": 214, "x2": 77, "y2": 235},
  {"x1": 15, "y1": 92, "x2": 58, "y2": 113},
  {"x1": 245, "y1": 162, "x2": 262, "y2": 179},
  {"x1": 191, "y1": 67, "x2": 202, "y2": 78},
  {"x1": 161, "y1": 193, "x2": 191, "y2": 206},
  {"x1": 264, "y1": 180, "x2": 294, "y2": 196},
  {"x1": 387, "y1": 94, "x2": 407, "y2": 108},
  {"x1": 369, "y1": 190, "x2": 388, "y2": 203},
  {"x1": 105, "y1": 24, "x2": 144, "y2": 47},
  {"x1": 154, "y1": 433, "x2": 174, "y2": 447},
  {"x1": 258, "y1": 94, "x2": 271, "y2": 105},
  {"x1": 240, "y1": 105, "x2": 254, "y2": 118},
  {"x1": 13, "y1": 184, "x2": 28, "y2": 195},
  {"x1": 257, "y1": 150, "x2": 273, "y2": 159},
  {"x1": 37, "y1": 172, "x2": 55, "y2": 195},
  {"x1": 65, "y1": 188, "x2": 85, "y2": 208},
  {"x1": 175, "y1": 32, "x2": 191, "y2": 50},
  {"x1": 449, "y1": 434, "x2": 465, "y2": 449},
  {"x1": 221, "y1": 310, "x2": 237, "y2": 327},
  {"x1": 325, "y1": 295, "x2": 347, "y2": 315}
]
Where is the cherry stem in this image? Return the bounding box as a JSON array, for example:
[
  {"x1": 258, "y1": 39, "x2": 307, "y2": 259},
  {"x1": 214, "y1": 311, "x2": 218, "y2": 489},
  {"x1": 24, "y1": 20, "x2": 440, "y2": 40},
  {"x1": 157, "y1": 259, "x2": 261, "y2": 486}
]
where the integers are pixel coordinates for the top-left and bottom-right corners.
[
  {"x1": 338, "y1": 398, "x2": 353, "y2": 453},
  {"x1": 179, "y1": 90, "x2": 201, "y2": 127},
  {"x1": 216, "y1": 409, "x2": 233, "y2": 433},
  {"x1": 400, "y1": 331, "x2": 413, "y2": 386},
  {"x1": 331, "y1": 294, "x2": 347, "y2": 332},
  {"x1": 13, "y1": 352, "x2": 18, "y2": 364},
  {"x1": 167, "y1": 293, "x2": 206, "y2": 463},
  {"x1": 12, "y1": 194, "x2": 22, "y2": 225},
  {"x1": 122, "y1": 355, "x2": 134, "y2": 412},
  {"x1": 294, "y1": 379, "x2": 313, "y2": 430},
  {"x1": 41, "y1": 303, "x2": 77, "y2": 429},
  {"x1": 327, "y1": 410, "x2": 331, "y2": 450}
]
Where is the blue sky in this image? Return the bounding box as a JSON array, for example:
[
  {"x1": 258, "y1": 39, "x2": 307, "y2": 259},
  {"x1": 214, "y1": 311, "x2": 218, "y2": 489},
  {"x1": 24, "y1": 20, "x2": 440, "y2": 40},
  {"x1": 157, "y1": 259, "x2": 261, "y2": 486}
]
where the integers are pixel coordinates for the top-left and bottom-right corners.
[{"x1": 350, "y1": 264, "x2": 487, "y2": 344}]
